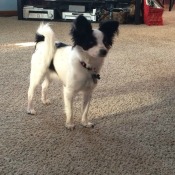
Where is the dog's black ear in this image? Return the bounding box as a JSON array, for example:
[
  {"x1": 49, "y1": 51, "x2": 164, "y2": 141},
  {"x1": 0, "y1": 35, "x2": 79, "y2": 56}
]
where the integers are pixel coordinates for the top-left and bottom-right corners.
[
  {"x1": 70, "y1": 15, "x2": 93, "y2": 46},
  {"x1": 99, "y1": 20, "x2": 119, "y2": 48}
]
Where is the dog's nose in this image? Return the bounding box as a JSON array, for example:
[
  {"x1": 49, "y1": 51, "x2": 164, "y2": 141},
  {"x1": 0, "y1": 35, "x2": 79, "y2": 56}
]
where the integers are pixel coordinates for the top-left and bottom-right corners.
[{"x1": 99, "y1": 49, "x2": 107, "y2": 57}]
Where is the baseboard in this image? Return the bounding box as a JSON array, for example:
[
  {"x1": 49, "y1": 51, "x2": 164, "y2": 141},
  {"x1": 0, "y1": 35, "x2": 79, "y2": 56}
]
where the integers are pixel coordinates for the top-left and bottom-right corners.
[{"x1": 0, "y1": 11, "x2": 17, "y2": 17}]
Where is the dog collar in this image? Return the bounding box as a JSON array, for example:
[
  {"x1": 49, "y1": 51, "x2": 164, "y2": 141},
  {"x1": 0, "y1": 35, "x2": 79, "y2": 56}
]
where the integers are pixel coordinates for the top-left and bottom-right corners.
[{"x1": 80, "y1": 61, "x2": 100, "y2": 84}]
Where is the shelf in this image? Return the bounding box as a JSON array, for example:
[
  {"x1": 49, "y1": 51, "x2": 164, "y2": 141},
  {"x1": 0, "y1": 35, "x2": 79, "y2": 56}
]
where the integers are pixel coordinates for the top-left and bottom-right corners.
[{"x1": 17, "y1": 0, "x2": 142, "y2": 24}]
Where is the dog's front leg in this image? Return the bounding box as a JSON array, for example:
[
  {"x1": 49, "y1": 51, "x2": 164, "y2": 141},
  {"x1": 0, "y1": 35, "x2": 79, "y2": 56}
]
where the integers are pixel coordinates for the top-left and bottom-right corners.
[
  {"x1": 81, "y1": 91, "x2": 94, "y2": 128},
  {"x1": 63, "y1": 87, "x2": 75, "y2": 130}
]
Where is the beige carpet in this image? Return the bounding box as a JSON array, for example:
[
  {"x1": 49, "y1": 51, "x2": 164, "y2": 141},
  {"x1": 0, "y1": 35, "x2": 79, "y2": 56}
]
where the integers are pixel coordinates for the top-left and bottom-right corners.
[{"x1": 0, "y1": 9, "x2": 175, "y2": 175}]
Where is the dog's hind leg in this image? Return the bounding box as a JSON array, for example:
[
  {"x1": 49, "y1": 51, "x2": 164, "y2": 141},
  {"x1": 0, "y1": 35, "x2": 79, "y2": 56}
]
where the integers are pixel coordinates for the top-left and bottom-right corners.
[
  {"x1": 81, "y1": 90, "x2": 94, "y2": 128},
  {"x1": 41, "y1": 75, "x2": 52, "y2": 105},
  {"x1": 27, "y1": 71, "x2": 44, "y2": 115},
  {"x1": 63, "y1": 87, "x2": 76, "y2": 130}
]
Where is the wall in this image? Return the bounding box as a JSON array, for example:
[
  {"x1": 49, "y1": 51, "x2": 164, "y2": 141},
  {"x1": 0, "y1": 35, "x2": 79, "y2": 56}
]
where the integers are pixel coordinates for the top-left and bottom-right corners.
[{"x1": 0, "y1": 0, "x2": 17, "y2": 11}]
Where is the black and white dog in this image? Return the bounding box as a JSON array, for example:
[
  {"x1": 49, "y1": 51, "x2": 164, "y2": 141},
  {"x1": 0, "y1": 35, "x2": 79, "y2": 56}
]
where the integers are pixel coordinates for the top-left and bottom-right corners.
[{"x1": 27, "y1": 15, "x2": 119, "y2": 130}]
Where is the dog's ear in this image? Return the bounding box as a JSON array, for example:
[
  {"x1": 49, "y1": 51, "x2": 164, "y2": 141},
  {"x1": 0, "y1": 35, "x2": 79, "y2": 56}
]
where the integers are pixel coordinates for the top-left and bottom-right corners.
[
  {"x1": 99, "y1": 20, "x2": 119, "y2": 48},
  {"x1": 70, "y1": 15, "x2": 93, "y2": 46}
]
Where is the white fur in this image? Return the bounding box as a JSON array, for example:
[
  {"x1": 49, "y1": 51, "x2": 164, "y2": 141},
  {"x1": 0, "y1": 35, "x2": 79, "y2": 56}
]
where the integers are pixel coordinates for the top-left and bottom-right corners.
[{"x1": 27, "y1": 23, "x2": 112, "y2": 129}]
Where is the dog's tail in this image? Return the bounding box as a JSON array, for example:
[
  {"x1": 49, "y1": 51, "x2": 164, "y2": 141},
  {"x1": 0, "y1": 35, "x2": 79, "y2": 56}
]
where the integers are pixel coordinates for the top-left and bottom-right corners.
[{"x1": 35, "y1": 23, "x2": 55, "y2": 65}]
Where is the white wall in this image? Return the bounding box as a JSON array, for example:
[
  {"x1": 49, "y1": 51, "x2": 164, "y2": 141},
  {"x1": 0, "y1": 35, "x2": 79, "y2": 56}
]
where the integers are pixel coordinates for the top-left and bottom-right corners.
[{"x1": 0, "y1": 0, "x2": 17, "y2": 11}]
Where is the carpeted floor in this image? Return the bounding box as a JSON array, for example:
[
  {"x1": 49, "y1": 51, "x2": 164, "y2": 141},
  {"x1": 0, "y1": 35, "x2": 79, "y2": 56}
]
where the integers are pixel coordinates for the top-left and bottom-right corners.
[{"x1": 0, "y1": 8, "x2": 175, "y2": 175}]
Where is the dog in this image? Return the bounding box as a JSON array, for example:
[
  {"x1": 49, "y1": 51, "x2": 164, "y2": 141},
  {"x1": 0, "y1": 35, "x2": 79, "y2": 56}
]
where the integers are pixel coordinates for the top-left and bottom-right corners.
[{"x1": 27, "y1": 15, "x2": 119, "y2": 130}]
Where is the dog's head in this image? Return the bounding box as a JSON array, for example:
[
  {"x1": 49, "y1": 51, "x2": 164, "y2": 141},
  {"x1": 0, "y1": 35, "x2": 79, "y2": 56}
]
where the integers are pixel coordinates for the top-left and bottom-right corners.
[{"x1": 70, "y1": 15, "x2": 119, "y2": 58}]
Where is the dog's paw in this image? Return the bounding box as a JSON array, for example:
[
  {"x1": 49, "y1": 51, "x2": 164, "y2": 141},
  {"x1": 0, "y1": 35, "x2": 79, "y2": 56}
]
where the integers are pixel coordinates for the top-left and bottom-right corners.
[
  {"x1": 65, "y1": 123, "x2": 75, "y2": 130},
  {"x1": 27, "y1": 109, "x2": 36, "y2": 115},
  {"x1": 41, "y1": 99, "x2": 51, "y2": 105},
  {"x1": 81, "y1": 121, "x2": 95, "y2": 128}
]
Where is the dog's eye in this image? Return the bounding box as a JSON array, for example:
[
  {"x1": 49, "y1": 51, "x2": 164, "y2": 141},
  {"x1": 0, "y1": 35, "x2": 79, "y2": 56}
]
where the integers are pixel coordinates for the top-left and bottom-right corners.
[
  {"x1": 104, "y1": 41, "x2": 108, "y2": 47},
  {"x1": 82, "y1": 37, "x2": 97, "y2": 50},
  {"x1": 103, "y1": 40, "x2": 111, "y2": 49},
  {"x1": 89, "y1": 41, "x2": 95, "y2": 46},
  {"x1": 104, "y1": 41, "x2": 107, "y2": 45}
]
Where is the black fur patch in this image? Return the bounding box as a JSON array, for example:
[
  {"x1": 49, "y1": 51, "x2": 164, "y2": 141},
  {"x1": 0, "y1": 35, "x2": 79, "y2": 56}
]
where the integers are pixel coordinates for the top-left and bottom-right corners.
[
  {"x1": 34, "y1": 33, "x2": 45, "y2": 51},
  {"x1": 35, "y1": 33, "x2": 45, "y2": 43},
  {"x1": 70, "y1": 15, "x2": 97, "y2": 50},
  {"x1": 99, "y1": 20, "x2": 119, "y2": 49},
  {"x1": 55, "y1": 42, "x2": 68, "y2": 48}
]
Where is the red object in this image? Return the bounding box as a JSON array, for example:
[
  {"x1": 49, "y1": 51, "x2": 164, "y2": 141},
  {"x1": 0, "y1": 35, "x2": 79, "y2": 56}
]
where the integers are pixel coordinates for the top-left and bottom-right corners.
[{"x1": 144, "y1": 0, "x2": 164, "y2": 26}]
